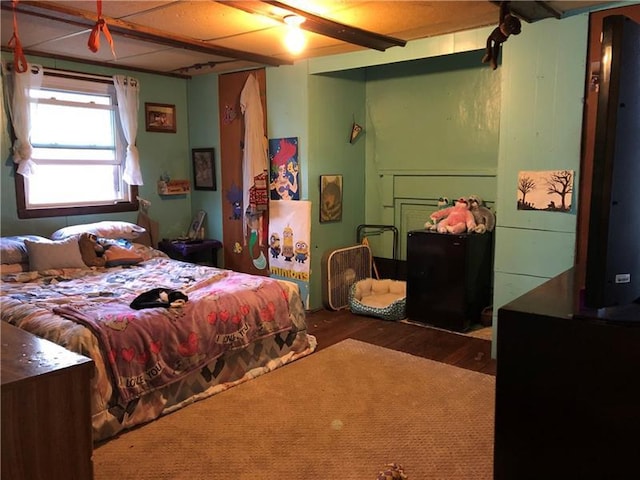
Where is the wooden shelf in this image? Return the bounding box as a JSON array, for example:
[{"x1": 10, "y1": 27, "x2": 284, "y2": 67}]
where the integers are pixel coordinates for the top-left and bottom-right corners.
[{"x1": 158, "y1": 180, "x2": 190, "y2": 195}]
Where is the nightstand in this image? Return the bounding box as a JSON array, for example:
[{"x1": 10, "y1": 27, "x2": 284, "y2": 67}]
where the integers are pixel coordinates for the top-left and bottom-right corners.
[{"x1": 158, "y1": 238, "x2": 223, "y2": 266}]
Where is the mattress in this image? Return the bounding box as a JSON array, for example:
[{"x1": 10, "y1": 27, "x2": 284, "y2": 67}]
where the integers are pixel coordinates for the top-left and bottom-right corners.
[{"x1": 1, "y1": 251, "x2": 316, "y2": 441}]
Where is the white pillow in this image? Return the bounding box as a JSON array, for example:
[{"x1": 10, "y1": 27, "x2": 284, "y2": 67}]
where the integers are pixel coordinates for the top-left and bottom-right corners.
[
  {"x1": 51, "y1": 221, "x2": 146, "y2": 241},
  {"x1": 0, "y1": 235, "x2": 49, "y2": 264},
  {"x1": 25, "y1": 237, "x2": 87, "y2": 271}
]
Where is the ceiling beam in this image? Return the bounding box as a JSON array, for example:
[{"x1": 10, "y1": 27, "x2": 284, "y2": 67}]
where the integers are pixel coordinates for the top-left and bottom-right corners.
[
  {"x1": 221, "y1": 0, "x2": 407, "y2": 52},
  {"x1": 3, "y1": 1, "x2": 291, "y2": 67},
  {"x1": 489, "y1": 1, "x2": 562, "y2": 23},
  {"x1": 0, "y1": 45, "x2": 191, "y2": 79}
]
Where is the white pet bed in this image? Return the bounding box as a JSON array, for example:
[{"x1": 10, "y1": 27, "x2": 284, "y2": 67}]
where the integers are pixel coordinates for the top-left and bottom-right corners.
[{"x1": 349, "y1": 278, "x2": 407, "y2": 321}]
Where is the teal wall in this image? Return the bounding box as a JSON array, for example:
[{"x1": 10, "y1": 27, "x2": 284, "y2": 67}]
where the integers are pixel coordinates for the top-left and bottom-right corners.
[
  {"x1": 363, "y1": 51, "x2": 501, "y2": 258},
  {"x1": 266, "y1": 62, "x2": 310, "y2": 200},
  {"x1": 492, "y1": 14, "x2": 589, "y2": 354},
  {"x1": 306, "y1": 70, "x2": 367, "y2": 309},
  {"x1": 364, "y1": 52, "x2": 500, "y2": 172},
  {"x1": 0, "y1": 10, "x2": 605, "y2": 329},
  {"x1": 186, "y1": 73, "x2": 222, "y2": 264},
  {"x1": 186, "y1": 55, "x2": 492, "y2": 311},
  {"x1": 0, "y1": 54, "x2": 192, "y2": 240},
  {"x1": 185, "y1": 62, "x2": 366, "y2": 310},
  {"x1": 305, "y1": 17, "x2": 594, "y2": 347}
]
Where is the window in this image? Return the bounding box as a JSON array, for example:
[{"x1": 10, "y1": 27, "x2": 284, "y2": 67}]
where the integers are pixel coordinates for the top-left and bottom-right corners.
[{"x1": 16, "y1": 71, "x2": 138, "y2": 218}]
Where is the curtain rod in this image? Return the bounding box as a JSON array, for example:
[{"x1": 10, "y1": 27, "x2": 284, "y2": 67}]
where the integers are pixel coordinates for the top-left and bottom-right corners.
[
  {"x1": 2, "y1": 61, "x2": 118, "y2": 84},
  {"x1": 43, "y1": 67, "x2": 117, "y2": 85}
]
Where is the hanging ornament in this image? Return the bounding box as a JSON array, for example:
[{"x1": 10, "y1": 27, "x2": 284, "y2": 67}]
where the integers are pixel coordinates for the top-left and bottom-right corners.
[
  {"x1": 350, "y1": 122, "x2": 363, "y2": 144},
  {"x1": 8, "y1": 0, "x2": 28, "y2": 73},
  {"x1": 88, "y1": 0, "x2": 116, "y2": 57}
]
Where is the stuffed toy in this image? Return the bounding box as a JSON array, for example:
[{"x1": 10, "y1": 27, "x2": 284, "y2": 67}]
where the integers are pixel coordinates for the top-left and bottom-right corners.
[
  {"x1": 430, "y1": 197, "x2": 476, "y2": 234},
  {"x1": 376, "y1": 463, "x2": 408, "y2": 480},
  {"x1": 78, "y1": 232, "x2": 105, "y2": 267},
  {"x1": 468, "y1": 194, "x2": 496, "y2": 234},
  {"x1": 437, "y1": 196, "x2": 450, "y2": 209},
  {"x1": 424, "y1": 196, "x2": 451, "y2": 230},
  {"x1": 482, "y1": 1, "x2": 522, "y2": 70}
]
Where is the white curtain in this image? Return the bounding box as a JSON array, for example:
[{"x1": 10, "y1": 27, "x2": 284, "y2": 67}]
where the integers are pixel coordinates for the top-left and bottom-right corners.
[
  {"x1": 2, "y1": 62, "x2": 43, "y2": 177},
  {"x1": 113, "y1": 75, "x2": 143, "y2": 185}
]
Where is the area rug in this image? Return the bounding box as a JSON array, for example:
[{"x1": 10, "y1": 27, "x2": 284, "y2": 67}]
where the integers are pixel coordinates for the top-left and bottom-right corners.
[{"x1": 93, "y1": 339, "x2": 495, "y2": 479}]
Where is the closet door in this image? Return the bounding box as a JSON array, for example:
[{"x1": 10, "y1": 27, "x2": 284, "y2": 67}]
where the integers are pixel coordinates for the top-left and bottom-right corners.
[{"x1": 219, "y1": 68, "x2": 269, "y2": 275}]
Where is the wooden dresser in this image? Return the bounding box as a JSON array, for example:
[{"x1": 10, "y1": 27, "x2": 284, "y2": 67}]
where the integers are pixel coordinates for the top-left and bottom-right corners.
[{"x1": 1, "y1": 322, "x2": 94, "y2": 480}]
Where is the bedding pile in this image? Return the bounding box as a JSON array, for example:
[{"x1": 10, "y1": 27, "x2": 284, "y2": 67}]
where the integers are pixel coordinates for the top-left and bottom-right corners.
[{"x1": 1, "y1": 224, "x2": 316, "y2": 441}]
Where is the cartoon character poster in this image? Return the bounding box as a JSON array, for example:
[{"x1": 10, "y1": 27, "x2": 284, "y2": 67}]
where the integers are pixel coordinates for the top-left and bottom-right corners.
[
  {"x1": 268, "y1": 200, "x2": 311, "y2": 308},
  {"x1": 269, "y1": 137, "x2": 300, "y2": 200}
]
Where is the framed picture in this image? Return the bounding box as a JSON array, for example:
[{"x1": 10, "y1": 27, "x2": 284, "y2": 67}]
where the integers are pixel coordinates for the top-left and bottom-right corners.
[
  {"x1": 187, "y1": 210, "x2": 207, "y2": 239},
  {"x1": 319, "y1": 174, "x2": 343, "y2": 223},
  {"x1": 269, "y1": 137, "x2": 300, "y2": 200},
  {"x1": 192, "y1": 148, "x2": 216, "y2": 191},
  {"x1": 145, "y1": 102, "x2": 176, "y2": 133}
]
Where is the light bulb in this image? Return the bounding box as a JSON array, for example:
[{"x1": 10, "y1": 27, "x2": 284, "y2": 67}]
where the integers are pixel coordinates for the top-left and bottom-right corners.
[
  {"x1": 283, "y1": 15, "x2": 306, "y2": 55},
  {"x1": 284, "y1": 28, "x2": 305, "y2": 54}
]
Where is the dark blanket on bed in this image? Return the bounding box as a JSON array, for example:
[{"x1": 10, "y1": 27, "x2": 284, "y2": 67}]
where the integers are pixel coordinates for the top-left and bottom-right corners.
[{"x1": 54, "y1": 271, "x2": 292, "y2": 403}]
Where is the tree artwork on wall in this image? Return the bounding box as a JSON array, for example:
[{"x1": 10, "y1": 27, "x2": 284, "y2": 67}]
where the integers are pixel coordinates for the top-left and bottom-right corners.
[{"x1": 517, "y1": 170, "x2": 574, "y2": 212}]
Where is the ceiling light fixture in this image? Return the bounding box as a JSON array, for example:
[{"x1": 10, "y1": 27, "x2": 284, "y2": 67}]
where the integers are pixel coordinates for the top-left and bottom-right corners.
[
  {"x1": 283, "y1": 14, "x2": 306, "y2": 55},
  {"x1": 223, "y1": 1, "x2": 406, "y2": 52}
]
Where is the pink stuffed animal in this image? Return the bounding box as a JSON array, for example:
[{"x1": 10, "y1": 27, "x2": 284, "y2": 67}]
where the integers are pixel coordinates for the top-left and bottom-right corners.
[{"x1": 430, "y1": 197, "x2": 477, "y2": 234}]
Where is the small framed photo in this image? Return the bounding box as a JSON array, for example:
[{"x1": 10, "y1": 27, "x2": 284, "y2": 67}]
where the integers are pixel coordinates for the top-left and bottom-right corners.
[
  {"x1": 319, "y1": 174, "x2": 343, "y2": 223},
  {"x1": 145, "y1": 102, "x2": 176, "y2": 133},
  {"x1": 192, "y1": 148, "x2": 216, "y2": 191},
  {"x1": 187, "y1": 210, "x2": 207, "y2": 240}
]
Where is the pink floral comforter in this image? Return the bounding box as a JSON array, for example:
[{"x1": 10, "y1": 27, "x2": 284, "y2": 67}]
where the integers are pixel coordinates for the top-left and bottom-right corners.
[
  {"x1": 52, "y1": 270, "x2": 293, "y2": 402},
  {"x1": 2, "y1": 251, "x2": 316, "y2": 441},
  {"x1": 1, "y1": 257, "x2": 300, "y2": 405}
]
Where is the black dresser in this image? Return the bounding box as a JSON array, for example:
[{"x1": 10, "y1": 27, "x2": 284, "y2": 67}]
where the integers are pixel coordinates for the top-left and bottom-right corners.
[
  {"x1": 406, "y1": 229, "x2": 493, "y2": 332},
  {"x1": 495, "y1": 269, "x2": 640, "y2": 479}
]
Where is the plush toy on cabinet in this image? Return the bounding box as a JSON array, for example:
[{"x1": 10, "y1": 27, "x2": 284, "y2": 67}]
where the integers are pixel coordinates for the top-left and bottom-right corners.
[
  {"x1": 468, "y1": 194, "x2": 496, "y2": 234},
  {"x1": 424, "y1": 196, "x2": 451, "y2": 230},
  {"x1": 436, "y1": 196, "x2": 450, "y2": 209},
  {"x1": 429, "y1": 197, "x2": 477, "y2": 234}
]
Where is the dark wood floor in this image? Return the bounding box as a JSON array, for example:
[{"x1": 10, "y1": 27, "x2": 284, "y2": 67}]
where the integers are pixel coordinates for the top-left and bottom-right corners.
[{"x1": 304, "y1": 309, "x2": 496, "y2": 376}]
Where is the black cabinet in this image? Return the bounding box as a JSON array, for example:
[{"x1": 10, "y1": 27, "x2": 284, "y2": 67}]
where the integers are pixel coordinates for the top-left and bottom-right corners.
[{"x1": 406, "y1": 229, "x2": 492, "y2": 332}]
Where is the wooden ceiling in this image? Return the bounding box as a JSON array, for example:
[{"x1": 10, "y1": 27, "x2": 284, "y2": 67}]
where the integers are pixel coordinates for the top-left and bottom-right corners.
[{"x1": 0, "y1": 1, "x2": 616, "y2": 77}]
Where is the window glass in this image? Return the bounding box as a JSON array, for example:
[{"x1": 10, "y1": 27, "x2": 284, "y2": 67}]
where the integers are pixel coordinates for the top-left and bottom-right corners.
[
  {"x1": 26, "y1": 164, "x2": 121, "y2": 206},
  {"x1": 16, "y1": 71, "x2": 137, "y2": 218},
  {"x1": 31, "y1": 98, "x2": 115, "y2": 148}
]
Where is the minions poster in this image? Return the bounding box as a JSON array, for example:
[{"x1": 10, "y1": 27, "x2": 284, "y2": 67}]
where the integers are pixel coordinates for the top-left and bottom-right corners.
[{"x1": 268, "y1": 200, "x2": 311, "y2": 308}]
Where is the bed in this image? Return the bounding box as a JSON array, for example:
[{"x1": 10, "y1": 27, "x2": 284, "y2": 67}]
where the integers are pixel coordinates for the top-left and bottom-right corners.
[{"x1": 0, "y1": 223, "x2": 316, "y2": 442}]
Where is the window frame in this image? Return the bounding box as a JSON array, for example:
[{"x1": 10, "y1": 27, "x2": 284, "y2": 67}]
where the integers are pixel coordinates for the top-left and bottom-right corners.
[
  {"x1": 15, "y1": 177, "x2": 139, "y2": 218},
  {"x1": 14, "y1": 69, "x2": 139, "y2": 219}
]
